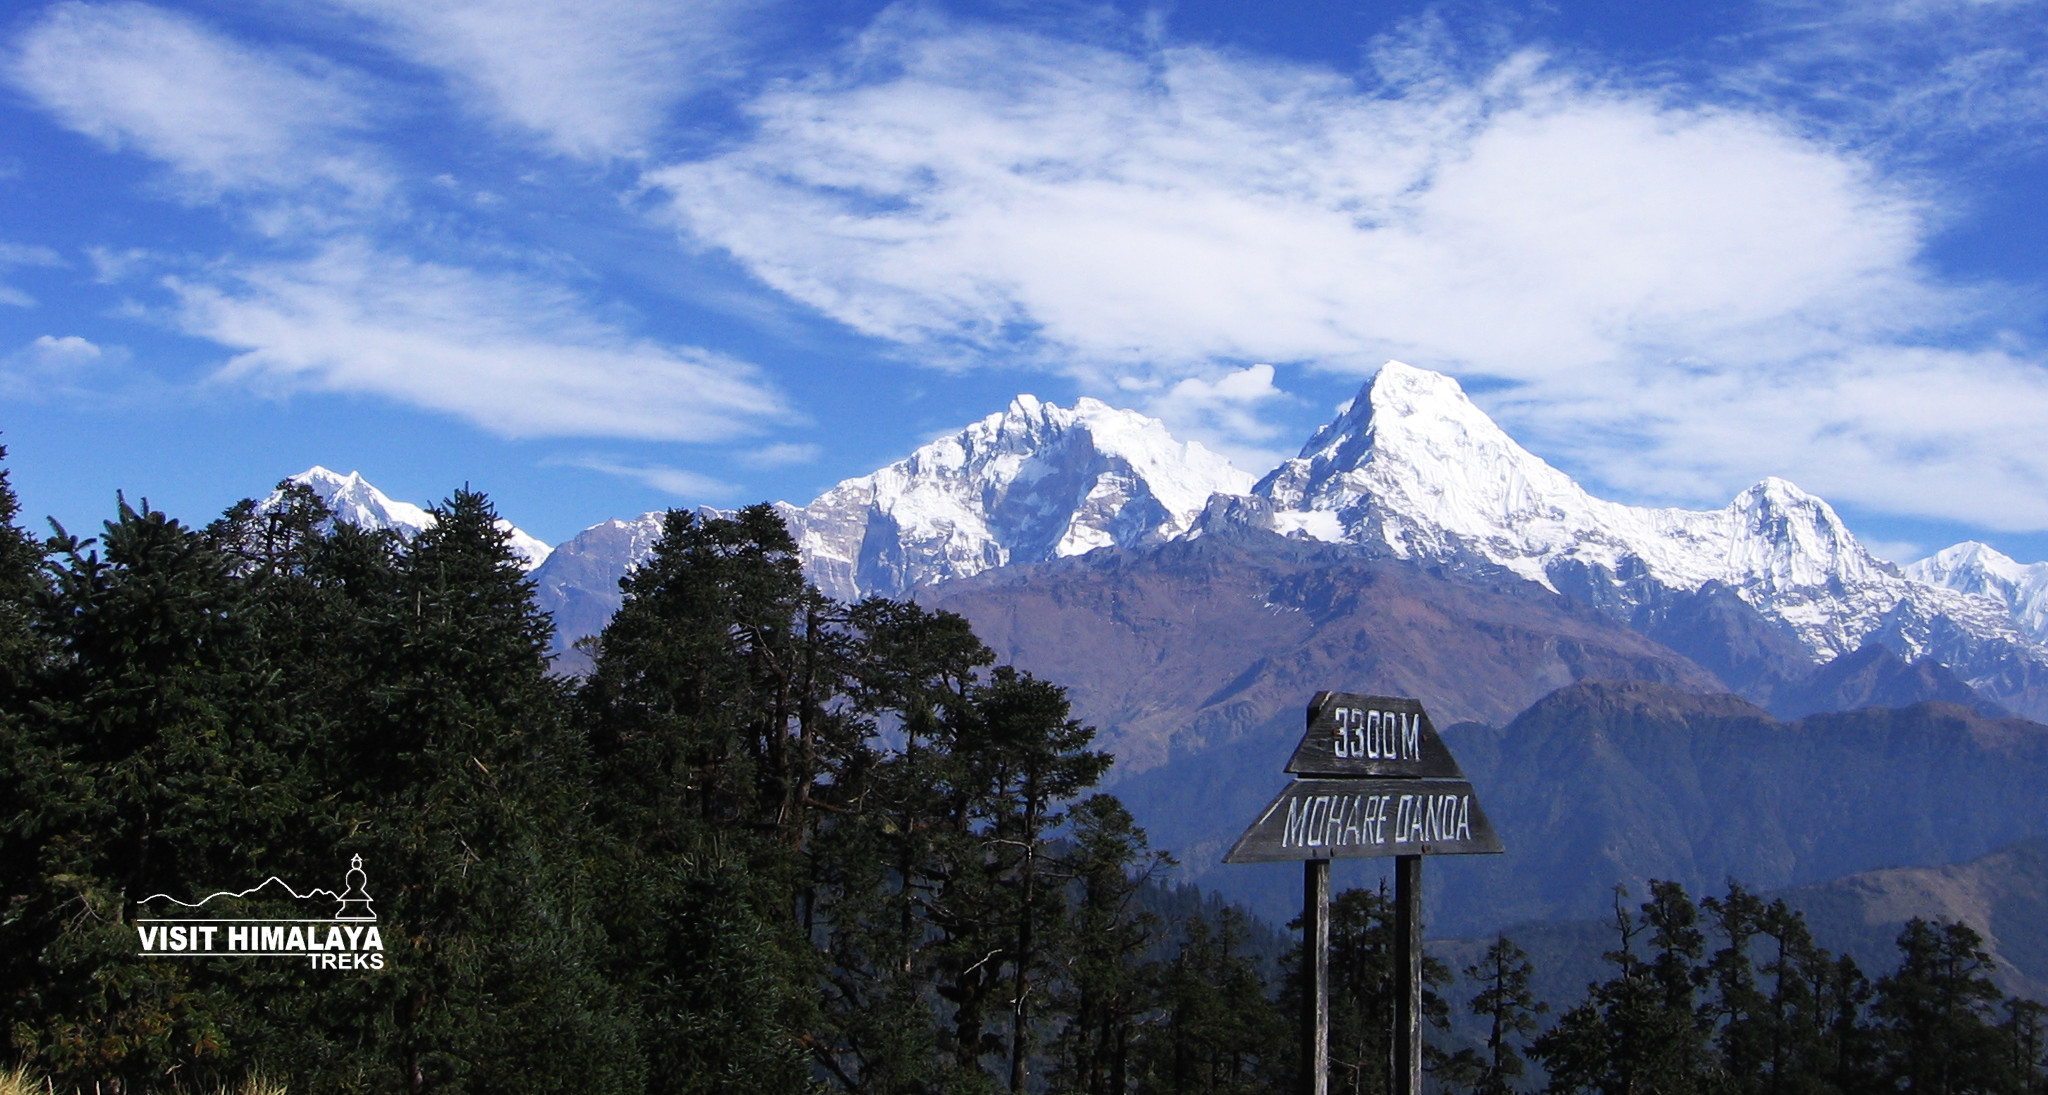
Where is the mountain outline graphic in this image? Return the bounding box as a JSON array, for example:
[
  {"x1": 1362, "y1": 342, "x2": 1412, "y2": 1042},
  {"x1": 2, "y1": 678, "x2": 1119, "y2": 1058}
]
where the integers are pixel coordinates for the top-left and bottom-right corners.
[{"x1": 140, "y1": 857, "x2": 375, "y2": 921}]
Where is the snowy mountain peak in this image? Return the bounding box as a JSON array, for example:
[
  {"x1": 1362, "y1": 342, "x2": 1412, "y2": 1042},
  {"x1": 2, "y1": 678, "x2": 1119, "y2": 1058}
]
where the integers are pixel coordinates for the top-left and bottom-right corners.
[
  {"x1": 270, "y1": 467, "x2": 553, "y2": 570},
  {"x1": 1911, "y1": 541, "x2": 2034, "y2": 589},
  {"x1": 1255, "y1": 361, "x2": 1615, "y2": 578},
  {"x1": 1249, "y1": 361, "x2": 2023, "y2": 662},
  {"x1": 286, "y1": 466, "x2": 434, "y2": 537},
  {"x1": 780, "y1": 395, "x2": 1254, "y2": 600},
  {"x1": 1907, "y1": 541, "x2": 2048, "y2": 645}
]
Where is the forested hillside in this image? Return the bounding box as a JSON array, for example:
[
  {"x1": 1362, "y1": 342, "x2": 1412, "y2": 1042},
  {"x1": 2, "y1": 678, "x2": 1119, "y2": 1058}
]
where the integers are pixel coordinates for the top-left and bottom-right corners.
[{"x1": 3, "y1": 459, "x2": 2046, "y2": 1095}]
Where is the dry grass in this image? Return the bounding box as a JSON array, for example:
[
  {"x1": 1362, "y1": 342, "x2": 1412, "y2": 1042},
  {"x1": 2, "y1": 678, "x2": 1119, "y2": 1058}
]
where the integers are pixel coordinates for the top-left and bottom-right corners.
[
  {"x1": 0, "y1": 1065, "x2": 283, "y2": 1095},
  {"x1": 0, "y1": 1065, "x2": 44, "y2": 1095},
  {"x1": 0, "y1": 1064, "x2": 49, "y2": 1095}
]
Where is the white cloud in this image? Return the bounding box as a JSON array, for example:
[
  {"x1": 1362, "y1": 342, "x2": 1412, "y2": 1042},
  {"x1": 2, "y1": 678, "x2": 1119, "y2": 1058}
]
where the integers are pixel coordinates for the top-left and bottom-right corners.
[
  {"x1": 1505, "y1": 344, "x2": 2048, "y2": 531},
  {"x1": 0, "y1": 241, "x2": 65, "y2": 306},
  {"x1": 1140, "y1": 363, "x2": 1291, "y2": 472},
  {"x1": 171, "y1": 240, "x2": 790, "y2": 441},
  {"x1": 0, "y1": 243, "x2": 62, "y2": 268},
  {"x1": 8, "y1": 2, "x2": 387, "y2": 202},
  {"x1": 86, "y1": 245, "x2": 151, "y2": 283},
  {"x1": 650, "y1": 20, "x2": 1931, "y2": 376},
  {"x1": 554, "y1": 454, "x2": 736, "y2": 498},
  {"x1": 19, "y1": 334, "x2": 105, "y2": 368},
  {"x1": 323, "y1": 0, "x2": 768, "y2": 158},
  {"x1": 1860, "y1": 539, "x2": 1927, "y2": 565},
  {"x1": 644, "y1": 14, "x2": 2048, "y2": 529},
  {"x1": 0, "y1": 334, "x2": 133, "y2": 398},
  {"x1": 738, "y1": 441, "x2": 820, "y2": 468},
  {"x1": 1732, "y1": 0, "x2": 2048, "y2": 158}
]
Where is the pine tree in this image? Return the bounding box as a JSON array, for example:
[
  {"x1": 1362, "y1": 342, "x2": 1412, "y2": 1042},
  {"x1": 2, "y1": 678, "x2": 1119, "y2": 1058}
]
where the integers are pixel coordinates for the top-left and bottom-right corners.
[
  {"x1": 7, "y1": 496, "x2": 286, "y2": 1088},
  {"x1": 579, "y1": 506, "x2": 829, "y2": 1094},
  {"x1": 1700, "y1": 885, "x2": 1874, "y2": 1095},
  {"x1": 969, "y1": 665, "x2": 1114, "y2": 1091},
  {"x1": 1533, "y1": 882, "x2": 1713, "y2": 1095},
  {"x1": 1443, "y1": 935, "x2": 1545, "y2": 1095},
  {"x1": 288, "y1": 486, "x2": 636, "y2": 1093},
  {"x1": 808, "y1": 597, "x2": 994, "y2": 1093},
  {"x1": 1045, "y1": 795, "x2": 1172, "y2": 1095},
  {"x1": 1873, "y1": 919, "x2": 2008, "y2": 1095},
  {"x1": 0, "y1": 442, "x2": 46, "y2": 698},
  {"x1": 2002, "y1": 999, "x2": 2048, "y2": 1095},
  {"x1": 1136, "y1": 907, "x2": 1286, "y2": 1095}
]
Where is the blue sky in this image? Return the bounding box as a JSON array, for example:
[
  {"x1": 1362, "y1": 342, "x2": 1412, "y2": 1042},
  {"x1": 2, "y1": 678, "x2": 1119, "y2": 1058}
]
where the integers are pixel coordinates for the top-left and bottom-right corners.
[{"x1": 3, "y1": 0, "x2": 2048, "y2": 564}]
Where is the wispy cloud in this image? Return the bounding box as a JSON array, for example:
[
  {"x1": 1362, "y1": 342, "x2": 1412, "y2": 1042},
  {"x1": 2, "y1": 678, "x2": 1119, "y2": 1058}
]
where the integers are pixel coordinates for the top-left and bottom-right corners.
[
  {"x1": 0, "y1": 241, "x2": 64, "y2": 306},
  {"x1": 5, "y1": 2, "x2": 792, "y2": 445},
  {"x1": 1134, "y1": 363, "x2": 1290, "y2": 473},
  {"x1": 551, "y1": 453, "x2": 736, "y2": 498},
  {"x1": 650, "y1": 18, "x2": 1934, "y2": 378},
  {"x1": 644, "y1": 11, "x2": 2048, "y2": 529},
  {"x1": 322, "y1": 0, "x2": 772, "y2": 159},
  {"x1": 0, "y1": 333, "x2": 133, "y2": 398},
  {"x1": 1859, "y1": 538, "x2": 1928, "y2": 565},
  {"x1": 1728, "y1": 0, "x2": 2048, "y2": 160},
  {"x1": 8, "y1": 2, "x2": 389, "y2": 204},
  {"x1": 737, "y1": 441, "x2": 820, "y2": 468},
  {"x1": 172, "y1": 241, "x2": 791, "y2": 441}
]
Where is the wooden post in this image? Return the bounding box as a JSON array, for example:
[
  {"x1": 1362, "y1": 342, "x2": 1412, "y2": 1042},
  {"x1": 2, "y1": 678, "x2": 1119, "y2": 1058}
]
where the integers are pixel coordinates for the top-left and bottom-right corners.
[
  {"x1": 1303, "y1": 858, "x2": 1330, "y2": 1095},
  {"x1": 1394, "y1": 855, "x2": 1423, "y2": 1095}
]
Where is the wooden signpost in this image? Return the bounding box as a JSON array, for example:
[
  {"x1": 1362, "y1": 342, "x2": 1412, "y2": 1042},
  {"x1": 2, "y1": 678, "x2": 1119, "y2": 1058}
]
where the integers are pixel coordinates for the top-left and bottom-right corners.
[{"x1": 1225, "y1": 692, "x2": 1505, "y2": 1095}]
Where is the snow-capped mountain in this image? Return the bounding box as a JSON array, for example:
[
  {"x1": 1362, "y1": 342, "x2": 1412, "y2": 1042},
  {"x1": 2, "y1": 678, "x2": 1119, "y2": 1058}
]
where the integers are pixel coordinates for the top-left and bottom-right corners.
[
  {"x1": 269, "y1": 467, "x2": 553, "y2": 570},
  {"x1": 1908, "y1": 542, "x2": 2048, "y2": 647},
  {"x1": 1249, "y1": 361, "x2": 2033, "y2": 665},
  {"x1": 772, "y1": 395, "x2": 1253, "y2": 601}
]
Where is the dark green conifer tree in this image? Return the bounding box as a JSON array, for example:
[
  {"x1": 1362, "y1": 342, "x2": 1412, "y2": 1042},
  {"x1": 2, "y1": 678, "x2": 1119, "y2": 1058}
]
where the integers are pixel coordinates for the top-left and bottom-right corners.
[
  {"x1": 6, "y1": 495, "x2": 287, "y2": 1088},
  {"x1": 1442, "y1": 935, "x2": 1545, "y2": 1095},
  {"x1": 288, "y1": 486, "x2": 634, "y2": 1093},
  {"x1": 1045, "y1": 795, "x2": 1171, "y2": 1095},
  {"x1": 808, "y1": 597, "x2": 993, "y2": 1093},
  {"x1": 1700, "y1": 885, "x2": 1878, "y2": 1095},
  {"x1": 2002, "y1": 999, "x2": 2048, "y2": 1095},
  {"x1": 578, "y1": 506, "x2": 833, "y2": 1095},
  {"x1": 1137, "y1": 906, "x2": 1286, "y2": 1095},
  {"x1": 1534, "y1": 882, "x2": 1713, "y2": 1095},
  {"x1": 1297, "y1": 884, "x2": 1450, "y2": 1095},
  {"x1": 1873, "y1": 919, "x2": 2008, "y2": 1095}
]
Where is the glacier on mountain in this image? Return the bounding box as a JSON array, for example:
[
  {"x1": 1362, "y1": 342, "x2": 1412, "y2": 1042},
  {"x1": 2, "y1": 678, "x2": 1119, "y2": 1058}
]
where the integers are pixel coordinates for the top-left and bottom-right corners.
[
  {"x1": 270, "y1": 466, "x2": 554, "y2": 570},
  {"x1": 772, "y1": 394, "x2": 1253, "y2": 601},
  {"x1": 1908, "y1": 542, "x2": 2048, "y2": 647},
  {"x1": 1250, "y1": 361, "x2": 2035, "y2": 664}
]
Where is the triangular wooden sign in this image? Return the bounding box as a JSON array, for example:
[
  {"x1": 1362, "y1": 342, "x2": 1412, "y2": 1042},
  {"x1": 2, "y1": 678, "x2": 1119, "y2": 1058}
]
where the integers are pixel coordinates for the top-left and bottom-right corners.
[{"x1": 1284, "y1": 691, "x2": 1465, "y2": 779}]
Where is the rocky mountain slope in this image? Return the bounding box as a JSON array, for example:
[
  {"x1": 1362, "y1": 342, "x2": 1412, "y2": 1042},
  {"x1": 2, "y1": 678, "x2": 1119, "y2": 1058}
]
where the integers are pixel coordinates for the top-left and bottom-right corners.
[{"x1": 923, "y1": 526, "x2": 1724, "y2": 776}]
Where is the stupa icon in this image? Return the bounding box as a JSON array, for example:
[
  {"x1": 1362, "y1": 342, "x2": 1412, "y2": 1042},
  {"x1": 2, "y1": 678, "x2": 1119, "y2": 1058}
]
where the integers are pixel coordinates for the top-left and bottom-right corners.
[{"x1": 335, "y1": 854, "x2": 376, "y2": 921}]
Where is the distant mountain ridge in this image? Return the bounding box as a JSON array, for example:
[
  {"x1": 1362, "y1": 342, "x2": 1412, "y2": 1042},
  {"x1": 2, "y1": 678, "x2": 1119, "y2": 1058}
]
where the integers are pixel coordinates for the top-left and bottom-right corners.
[
  {"x1": 270, "y1": 364, "x2": 2048, "y2": 716},
  {"x1": 1113, "y1": 679, "x2": 2048, "y2": 932},
  {"x1": 1909, "y1": 541, "x2": 2048, "y2": 646},
  {"x1": 1438, "y1": 836, "x2": 2048, "y2": 1028},
  {"x1": 1238, "y1": 363, "x2": 2041, "y2": 697},
  {"x1": 268, "y1": 467, "x2": 553, "y2": 570},
  {"x1": 772, "y1": 394, "x2": 1254, "y2": 601}
]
